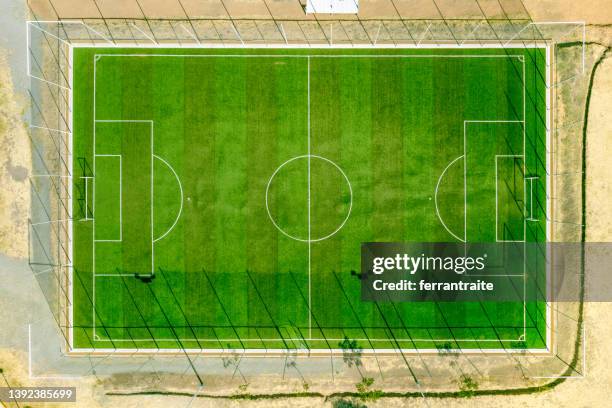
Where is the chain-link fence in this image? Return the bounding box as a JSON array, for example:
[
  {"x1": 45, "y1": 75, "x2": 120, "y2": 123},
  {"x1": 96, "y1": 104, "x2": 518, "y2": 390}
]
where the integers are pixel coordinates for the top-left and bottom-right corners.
[{"x1": 24, "y1": 14, "x2": 593, "y2": 396}]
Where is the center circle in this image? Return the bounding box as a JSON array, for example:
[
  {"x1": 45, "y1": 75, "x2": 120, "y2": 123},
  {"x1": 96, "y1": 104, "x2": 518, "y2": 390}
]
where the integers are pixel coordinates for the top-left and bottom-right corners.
[{"x1": 265, "y1": 154, "x2": 353, "y2": 243}]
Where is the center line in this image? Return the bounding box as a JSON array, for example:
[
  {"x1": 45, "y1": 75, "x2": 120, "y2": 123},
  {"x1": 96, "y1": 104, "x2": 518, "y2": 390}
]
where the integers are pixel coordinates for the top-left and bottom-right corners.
[{"x1": 307, "y1": 56, "x2": 312, "y2": 340}]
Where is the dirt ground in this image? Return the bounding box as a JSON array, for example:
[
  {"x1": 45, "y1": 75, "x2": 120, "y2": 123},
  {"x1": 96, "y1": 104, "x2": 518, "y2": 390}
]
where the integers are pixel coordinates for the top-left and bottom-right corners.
[
  {"x1": 523, "y1": 0, "x2": 612, "y2": 25},
  {"x1": 1, "y1": 0, "x2": 612, "y2": 407},
  {"x1": 24, "y1": 0, "x2": 612, "y2": 21},
  {"x1": 0, "y1": 53, "x2": 29, "y2": 259}
]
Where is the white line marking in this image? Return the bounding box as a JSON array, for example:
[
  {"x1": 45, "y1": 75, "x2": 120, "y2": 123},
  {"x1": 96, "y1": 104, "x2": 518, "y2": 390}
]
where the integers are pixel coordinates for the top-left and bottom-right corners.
[
  {"x1": 93, "y1": 54, "x2": 526, "y2": 59},
  {"x1": 83, "y1": 176, "x2": 90, "y2": 220},
  {"x1": 460, "y1": 20, "x2": 484, "y2": 46},
  {"x1": 27, "y1": 21, "x2": 71, "y2": 46},
  {"x1": 434, "y1": 155, "x2": 465, "y2": 242},
  {"x1": 29, "y1": 124, "x2": 72, "y2": 134},
  {"x1": 264, "y1": 155, "x2": 353, "y2": 243},
  {"x1": 279, "y1": 23, "x2": 288, "y2": 45},
  {"x1": 95, "y1": 119, "x2": 153, "y2": 123},
  {"x1": 129, "y1": 23, "x2": 157, "y2": 44},
  {"x1": 151, "y1": 122, "x2": 154, "y2": 276},
  {"x1": 152, "y1": 154, "x2": 184, "y2": 243},
  {"x1": 95, "y1": 274, "x2": 135, "y2": 277},
  {"x1": 307, "y1": 56, "x2": 312, "y2": 339},
  {"x1": 81, "y1": 50, "x2": 547, "y2": 353},
  {"x1": 417, "y1": 23, "x2": 432, "y2": 47},
  {"x1": 179, "y1": 23, "x2": 200, "y2": 45},
  {"x1": 92, "y1": 56, "x2": 97, "y2": 338},
  {"x1": 30, "y1": 219, "x2": 73, "y2": 226},
  {"x1": 31, "y1": 174, "x2": 74, "y2": 178},
  {"x1": 92, "y1": 337, "x2": 525, "y2": 342},
  {"x1": 373, "y1": 22, "x2": 382, "y2": 45},
  {"x1": 545, "y1": 44, "x2": 552, "y2": 353},
  {"x1": 71, "y1": 346, "x2": 550, "y2": 355},
  {"x1": 522, "y1": 56, "x2": 527, "y2": 339}
]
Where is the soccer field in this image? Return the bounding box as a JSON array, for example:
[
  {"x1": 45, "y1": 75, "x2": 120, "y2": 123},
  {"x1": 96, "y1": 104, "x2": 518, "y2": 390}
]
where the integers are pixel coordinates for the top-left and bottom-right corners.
[{"x1": 71, "y1": 47, "x2": 549, "y2": 352}]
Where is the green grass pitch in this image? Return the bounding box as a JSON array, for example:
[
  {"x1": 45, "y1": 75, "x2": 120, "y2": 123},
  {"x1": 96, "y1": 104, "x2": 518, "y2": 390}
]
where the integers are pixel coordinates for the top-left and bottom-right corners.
[{"x1": 71, "y1": 47, "x2": 548, "y2": 351}]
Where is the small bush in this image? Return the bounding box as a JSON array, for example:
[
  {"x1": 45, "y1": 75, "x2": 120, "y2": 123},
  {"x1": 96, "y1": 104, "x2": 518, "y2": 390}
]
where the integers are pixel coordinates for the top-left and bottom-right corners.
[
  {"x1": 355, "y1": 377, "x2": 382, "y2": 402},
  {"x1": 458, "y1": 374, "x2": 479, "y2": 398},
  {"x1": 333, "y1": 398, "x2": 367, "y2": 408}
]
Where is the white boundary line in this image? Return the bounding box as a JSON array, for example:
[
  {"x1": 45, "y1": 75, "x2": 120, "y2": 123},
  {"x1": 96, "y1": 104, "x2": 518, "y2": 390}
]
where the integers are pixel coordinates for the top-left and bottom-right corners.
[
  {"x1": 69, "y1": 46, "x2": 551, "y2": 354},
  {"x1": 92, "y1": 337, "x2": 526, "y2": 343},
  {"x1": 93, "y1": 54, "x2": 526, "y2": 59}
]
